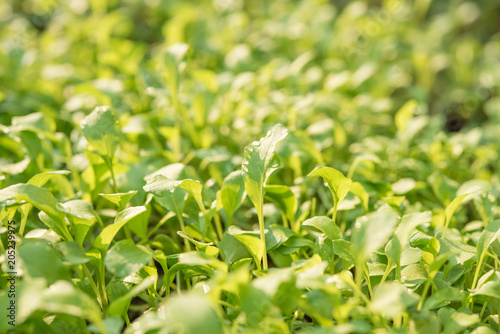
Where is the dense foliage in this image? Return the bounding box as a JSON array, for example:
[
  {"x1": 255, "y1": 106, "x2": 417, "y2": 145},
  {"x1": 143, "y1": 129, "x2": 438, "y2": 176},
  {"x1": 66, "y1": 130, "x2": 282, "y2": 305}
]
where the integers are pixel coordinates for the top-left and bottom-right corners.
[{"x1": 1, "y1": 0, "x2": 500, "y2": 333}]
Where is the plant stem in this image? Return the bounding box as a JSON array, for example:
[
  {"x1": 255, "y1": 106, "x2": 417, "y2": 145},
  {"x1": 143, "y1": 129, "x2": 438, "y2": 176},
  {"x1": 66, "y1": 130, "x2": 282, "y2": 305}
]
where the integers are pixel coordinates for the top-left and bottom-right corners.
[
  {"x1": 469, "y1": 251, "x2": 487, "y2": 308},
  {"x1": 213, "y1": 213, "x2": 224, "y2": 241},
  {"x1": 417, "y1": 279, "x2": 432, "y2": 310},
  {"x1": 442, "y1": 216, "x2": 451, "y2": 239},
  {"x1": 380, "y1": 259, "x2": 393, "y2": 285},
  {"x1": 258, "y1": 198, "x2": 268, "y2": 270},
  {"x1": 83, "y1": 264, "x2": 107, "y2": 309},
  {"x1": 104, "y1": 155, "x2": 117, "y2": 193}
]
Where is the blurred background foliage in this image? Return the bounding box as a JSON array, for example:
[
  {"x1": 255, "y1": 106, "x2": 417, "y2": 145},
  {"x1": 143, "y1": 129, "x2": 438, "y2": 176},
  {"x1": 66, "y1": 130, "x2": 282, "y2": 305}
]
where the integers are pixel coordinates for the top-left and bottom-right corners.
[
  {"x1": 1, "y1": 1, "x2": 500, "y2": 332},
  {"x1": 2, "y1": 0, "x2": 500, "y2": 193}
]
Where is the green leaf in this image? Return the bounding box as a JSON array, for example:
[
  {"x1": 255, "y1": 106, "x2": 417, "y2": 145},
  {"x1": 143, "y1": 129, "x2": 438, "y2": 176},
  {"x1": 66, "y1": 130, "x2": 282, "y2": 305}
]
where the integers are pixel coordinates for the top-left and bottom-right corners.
[
  {"x1": 442, "y1": 185, "x2": 481, "y2": 237},
  {"x1": 19, "y1": 279, "x2": 102, "y2": 325},
  {"x1": 470, "y1": 271, "x2": 500, "y2": 299},
  {"x1": 108, "y1": 276, "x2": 156, "y2": 316},
  {"x1": 387, "y1": 211, "x2": 432, "y2": 268},
  {"x1": 440, "y1": 308, "x2": 481, "y2": 334},
  {"x1": 303, "y1": 216, "x2": 342, "y2": 241},
  {"x1": 351, "y1": 211, "x2": 399, "y2": 263},
  {"x1": 143, "y1": 175, "x2": 205, "y2": 213},
  {"x1": 477, "y1": 220, "x2": 500, "y2": 263},
  {"x1": 242, "y1": 124, "x2": 288, "y2": 216},
  {"x1": 308, "y1": 166, "x2": 352, "y2": 221},
  {"x1": 216, "y1": 170, "x2": 245, "y2": 225},
  {"x1": 219, "y1": 232, "x2": 252, "y2": 264},
  {"x1": 392, "y1": 178, "x2": 416, "y2": 195},
  {"x1": 144, "y1": 175, "x2": 208, "y2": 237},
  {"x1": 55, "y1": 241, "x2": 91, "y2": 265},
  {"x1": 0, "y1": 183, "x2": 71, "y2": 239},
  {"x1": 227, "y1": 225, "x2": 265, "y2": 270},
  {"x1": 177, "y1": 231, "x2": 214, "y2": 248},
  {"x1": 94, "y1": 206, "x2": 147, "y2": 252},
  {"x1": 241, "y1": 124, "x2": 288, "y2": 270},
  {"x1": 62, "y1": 199, "x2": 100, "y2": 244},
  {"x1": 161, "y1": 294, "x2": 222, "y2": 334},
  {"x1": 350, "y1": 182, "x2": 369, "y2": 211},
  {"x1": 370, "y1": 282, "x2": 419, "y2": 319},
  {"x1": 99, "y1": 191, "x2": 137, "y2": 209},
  {"x1": 80, "y1": 106, "x2": 119, "y2": 158},
  {"x1": 472, "y1": 220, "x2": 500, "y2": 290},
  {"x1": 395, "y1": 100, "x2": 417, "y2": 134},
  {"x1": 165, "y1": 251, "x2": 226, "y2": 286},
  {"x1": 332, "y1": 239, "x2": 356, "y2": 264},
  {"x1": 265, "y1": 184, "x2": 297, "y2": 225},
  {"x1": 18, "y1": 239, "x2": 71, "y2": 284},
  {"x1": 401, "y1": 264, "x2": 428, "y2": 285},
  {"x1": 105, "y1": 240, "x2": 153, "y2": 278},
  {"x1": 28, "y1": 170, "x2": 71, "y2": 187}
]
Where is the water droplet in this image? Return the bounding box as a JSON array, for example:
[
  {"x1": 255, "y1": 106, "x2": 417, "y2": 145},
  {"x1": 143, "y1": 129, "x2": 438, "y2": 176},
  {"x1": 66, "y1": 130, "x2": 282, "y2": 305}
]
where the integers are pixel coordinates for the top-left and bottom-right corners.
[
  {"x1": 169, "y1": 188, "x2": 175, "y2": 193},
  {"x1": 361, "y1": 216, "x2": 368, "y2": 222},
  {"x1": 242, "y1": 165, "x2": 248, "y2": 173},
  {"x1": 246, "y1": 146, "x2": 254, "y2": 152},
  {"x1": 354, "y1": 222, "x2": 361, "y2": 229},
  {"x1": 324, "y1": 182, "x2": 328, "y2": 187},
  {"x1": 266, "y1": 130, "x2": 272, "y2": 136}
]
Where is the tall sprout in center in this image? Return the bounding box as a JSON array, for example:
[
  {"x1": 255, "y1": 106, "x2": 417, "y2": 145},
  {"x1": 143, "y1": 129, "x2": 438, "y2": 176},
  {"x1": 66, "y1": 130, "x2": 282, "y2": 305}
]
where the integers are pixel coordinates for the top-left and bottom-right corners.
[{"x1": 242, "y1": 124, "x2": 288, "y2": 270}]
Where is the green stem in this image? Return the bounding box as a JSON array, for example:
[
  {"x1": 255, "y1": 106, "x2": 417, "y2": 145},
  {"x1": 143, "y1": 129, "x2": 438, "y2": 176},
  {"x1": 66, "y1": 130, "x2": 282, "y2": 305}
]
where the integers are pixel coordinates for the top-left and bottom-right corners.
[
  {"x1": 363, "y1": 263, "x2": 373, "y2": 298},
  {"x1": 258, "y1": 199, "x2": 268, "y2": 270},
  {"x1": 99, "y1": 261, "x2": 108, "y2": 307},
  {"x1": 442, "y1": 216, "x2": 452, "y2": 239},
  {"x1": 471, "y1": 252, "x2": 487, "y2": 291},
  {"x1": 469, "y1": 251, "x2": 487, "y2": 309},
  {"x1": 417, "y1": 279, "x2": 432, "y2": 310},
  {"x1": 83, "y1": 264, "x2": 107, "y2": 309},
  {"x1": 479, "y1": 301, "x2": 488, "y2": 319},
  {"x1": 19, "y1": 205, "x2": 30, "y2": 236},
  {"x1": 176, "y1": 272, "x2": 182, "y2": 294},
  {"x1": 355, "y1": 264, "x2": 364, "y2": 302},
  {"x1": 104, "y1": 155, "x2": 117, "y2": 193},
  {"x1": 213, "y1": 213, "x2": 224, "y2": 242},
  {"x1": 380, "y1": 259, "x2": 393, "y2": 285},
  {"x1": 331, "y1": 192, "x2": 338, "y2": 222}
]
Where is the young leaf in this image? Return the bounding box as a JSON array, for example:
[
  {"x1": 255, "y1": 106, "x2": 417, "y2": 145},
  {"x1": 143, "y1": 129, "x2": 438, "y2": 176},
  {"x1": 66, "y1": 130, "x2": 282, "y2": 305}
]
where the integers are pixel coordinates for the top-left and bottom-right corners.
[
  {"x1": 395, "y1": 100, "x2": 417, "y2": 134},
  {"x1": 216, "y1": 170, "x2": 245, "y2": 226},
  {"x1": 99, "y1": 191, "x2": 137, "y2": 209},
  {"x1": 228, "y1": 225, "x2": 265, "y2": 270},
  {"x1": 352, "y1": 211, "x2": 399, "y2": 263},
  {"x1": 242, "y1": 124, "x2": 288, "y2": 270},
  {"x1": 0, "y1": 183, "x2": 72, "y2": 240},
  {"x1": 264, "y1": 184, "x2": 297, "y2": 228},
  {"x1": 105, "y1": 240, "x2": 153, "y2": 278},
  {"x1": 144, "y1": 175, "x2": 210, "y2": 239},
  {"x1": 94, "y1": 206, "x2": 147, "y2": 252},
  {"x1": 28, "y1": 170, "x2": 71, "y2": 187},
  {"x1": 370, "y1": 282, "x2": 419, "y2": 319},
  {"x1": 108, "y1": 276, "x2": 156, "y2": 316},
  {"x1": 80, "y1": 106, "x2": 119, "y2": 159},
  {"x1": 442, "y1": 186, "x2": 481, "y2": 238},
  {"x1": 471, "y1": 220, "x2": 500, "y2": 290},
  {"x1": 350, "y1": 182, "x2": 369, "y2": 211},
  {"x1": 55, "y1": 241, "x2": 91, "y2": 265},
  {"x1": 308, "y1": 167, "x2": 352, "y2": 222},
  {"x1": 18, "y1": 239, "x2": 71, "y2": 284},
  {"x1": 386, "y1": 211, "x2": 432, "y2": 277},
  {"x1": 303, "y1": 216, "x2": 342, "y2": 241}
]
